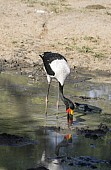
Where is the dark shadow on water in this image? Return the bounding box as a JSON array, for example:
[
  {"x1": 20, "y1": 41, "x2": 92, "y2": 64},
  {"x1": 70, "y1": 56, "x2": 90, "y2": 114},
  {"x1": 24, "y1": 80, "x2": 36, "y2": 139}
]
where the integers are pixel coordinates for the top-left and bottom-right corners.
[{"x1": 75, "y1": 102, "x2": 102, "y2": 114}]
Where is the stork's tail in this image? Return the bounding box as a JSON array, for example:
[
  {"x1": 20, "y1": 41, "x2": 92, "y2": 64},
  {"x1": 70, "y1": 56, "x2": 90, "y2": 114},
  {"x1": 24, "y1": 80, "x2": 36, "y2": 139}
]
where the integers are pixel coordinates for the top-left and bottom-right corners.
[
  {"x1": 39, "y1": 54, "x2": 44, "y2": 59},
  {"x1": 39, "y1": 52, "x2": 52, "y2": 59}
]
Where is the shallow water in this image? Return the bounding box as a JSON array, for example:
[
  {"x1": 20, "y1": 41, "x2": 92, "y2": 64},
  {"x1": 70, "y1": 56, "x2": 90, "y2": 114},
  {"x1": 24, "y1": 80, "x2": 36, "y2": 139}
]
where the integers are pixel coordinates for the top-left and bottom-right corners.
[{"x1": 0, "y1": 71, "x2": 111, "y2": 170}]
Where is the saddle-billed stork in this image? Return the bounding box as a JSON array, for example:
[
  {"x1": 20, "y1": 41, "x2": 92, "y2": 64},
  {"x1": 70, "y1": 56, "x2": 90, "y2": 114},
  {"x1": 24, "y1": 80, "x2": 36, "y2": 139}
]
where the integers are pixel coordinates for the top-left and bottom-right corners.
[{"x1": 39, "y1": 52, "x2": 75, "y2": 123}]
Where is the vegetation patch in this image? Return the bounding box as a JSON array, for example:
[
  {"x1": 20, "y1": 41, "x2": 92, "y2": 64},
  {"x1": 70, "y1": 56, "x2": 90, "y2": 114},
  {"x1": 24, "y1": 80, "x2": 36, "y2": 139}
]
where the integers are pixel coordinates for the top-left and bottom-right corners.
[
  {"x1": 85, "y1": 4, "x2": 106, "y2": 10},
  {"x1": 76, "y1": 45, "x2": 94, "y2": 54},
  {"x1": 106, "y1": 11, "x2": 111, "y2": 16},
  {"x1": 94, "y1": 52, "x2": 106, "y2": 59},
  {"x1": 21, "y1": 0, "x2": 72, "y2": 13},
  {"x1": 83, "y1": 36, "x2": 99, "y2": 43}
]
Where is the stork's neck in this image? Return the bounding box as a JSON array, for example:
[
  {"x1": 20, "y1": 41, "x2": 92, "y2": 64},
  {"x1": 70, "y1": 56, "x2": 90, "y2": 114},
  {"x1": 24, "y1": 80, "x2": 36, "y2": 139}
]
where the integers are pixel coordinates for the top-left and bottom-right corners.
[
  {"x1": 59, "y1": 82, "x2": 75, "y2": 111},
  {"x1": 59, "y1": 82, "x2": 63, "y2": 96},
  {"x1": 59, "y1": 83, "x2": 69, "y2": 110}
]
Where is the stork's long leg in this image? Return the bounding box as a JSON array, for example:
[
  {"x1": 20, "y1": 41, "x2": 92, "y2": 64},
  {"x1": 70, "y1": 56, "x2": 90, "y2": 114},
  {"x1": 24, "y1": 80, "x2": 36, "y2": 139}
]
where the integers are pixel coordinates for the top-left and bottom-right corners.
[
  {"x1": 56, "y1": 83, "x2": 60, "y2": 113},
  {"x1": 45, "y1": 82, "x2": 51, "y2": 115}
]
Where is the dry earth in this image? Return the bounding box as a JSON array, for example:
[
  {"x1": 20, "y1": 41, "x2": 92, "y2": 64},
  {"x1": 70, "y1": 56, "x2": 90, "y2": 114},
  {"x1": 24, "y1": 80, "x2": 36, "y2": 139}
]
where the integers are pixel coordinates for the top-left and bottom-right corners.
[{"x1": 0, "y1": 0, "x2": 111, "y2": 73}]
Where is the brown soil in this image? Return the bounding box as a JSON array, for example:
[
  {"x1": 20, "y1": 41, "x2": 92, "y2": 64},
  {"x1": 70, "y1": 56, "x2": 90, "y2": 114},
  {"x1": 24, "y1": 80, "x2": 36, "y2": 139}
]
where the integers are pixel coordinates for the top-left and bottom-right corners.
[{"x1": 0, "y1": 0, "x2": 111, "y2": 73}]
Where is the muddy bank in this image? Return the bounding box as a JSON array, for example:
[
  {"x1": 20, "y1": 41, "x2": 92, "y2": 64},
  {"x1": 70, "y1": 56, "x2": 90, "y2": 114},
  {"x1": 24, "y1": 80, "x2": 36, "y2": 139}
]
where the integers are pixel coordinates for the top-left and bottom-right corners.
[{"x1": 1, "y1": 55, "x2": 111, "y2": 77}]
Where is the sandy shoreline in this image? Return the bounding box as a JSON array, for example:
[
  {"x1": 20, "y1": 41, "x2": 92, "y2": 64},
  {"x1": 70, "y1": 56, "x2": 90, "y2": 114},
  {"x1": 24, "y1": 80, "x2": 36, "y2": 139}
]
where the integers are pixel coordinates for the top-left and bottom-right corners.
[{"x1": 0, "y1": 0, "x2": 111, "y2": 73}]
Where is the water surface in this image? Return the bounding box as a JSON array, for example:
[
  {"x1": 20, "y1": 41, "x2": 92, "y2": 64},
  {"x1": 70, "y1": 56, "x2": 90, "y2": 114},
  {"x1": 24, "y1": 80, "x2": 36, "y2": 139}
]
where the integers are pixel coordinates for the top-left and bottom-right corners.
[{"x1": 0, "y1": 71, "x2": 111, "y2": 170}]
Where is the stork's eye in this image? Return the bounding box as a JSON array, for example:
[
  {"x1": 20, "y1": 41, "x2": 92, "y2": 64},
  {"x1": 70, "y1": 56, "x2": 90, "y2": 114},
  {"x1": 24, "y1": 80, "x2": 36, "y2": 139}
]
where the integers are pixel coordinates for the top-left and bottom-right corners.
[{"x1": 70, "y1": 105, "x2": 75, "y2": 110}]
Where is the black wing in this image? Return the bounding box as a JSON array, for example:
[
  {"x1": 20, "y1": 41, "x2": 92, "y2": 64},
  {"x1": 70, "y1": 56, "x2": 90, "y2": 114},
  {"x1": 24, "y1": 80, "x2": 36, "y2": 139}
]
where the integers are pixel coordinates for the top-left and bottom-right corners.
[{"x1": 39, "y1": 52, "x2": 67, "y2": 76}]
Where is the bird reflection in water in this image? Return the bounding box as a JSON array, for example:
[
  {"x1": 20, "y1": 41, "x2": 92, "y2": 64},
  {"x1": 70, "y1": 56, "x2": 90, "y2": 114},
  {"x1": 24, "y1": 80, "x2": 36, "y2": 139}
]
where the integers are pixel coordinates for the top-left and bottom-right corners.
[{"x1": 55, "y1": 134, "x2": 72, "y2": 156}]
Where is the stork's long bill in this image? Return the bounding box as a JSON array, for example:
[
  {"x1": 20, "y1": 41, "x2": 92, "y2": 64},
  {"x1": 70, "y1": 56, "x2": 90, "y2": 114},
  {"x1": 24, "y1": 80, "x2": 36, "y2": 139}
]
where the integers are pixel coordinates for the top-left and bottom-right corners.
[{"x1": 59, "y1": 83, "x2": 75, "y2": 115}]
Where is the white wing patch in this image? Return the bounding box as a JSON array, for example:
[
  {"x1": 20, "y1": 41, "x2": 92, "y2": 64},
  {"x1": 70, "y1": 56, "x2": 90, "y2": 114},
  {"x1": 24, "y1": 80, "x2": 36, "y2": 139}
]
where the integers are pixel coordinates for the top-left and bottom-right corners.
[{"x1": 50, "y1": 59, "x2": 70, "y2": 85}]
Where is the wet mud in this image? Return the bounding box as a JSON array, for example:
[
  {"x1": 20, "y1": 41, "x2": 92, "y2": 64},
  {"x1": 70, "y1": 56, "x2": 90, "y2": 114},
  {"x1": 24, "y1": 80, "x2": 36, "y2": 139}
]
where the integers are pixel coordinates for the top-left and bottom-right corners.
[
  {"x1": 0, "y1": 133, "x2": 38, "y2": 147},
  {"x1": 76, "y1": 123, "x2": 109, "y2": 140},
  {"x1": 47, "y1": 155, "x2": 111, "y2": 169},
  {"x1": 27, "y1": 166, "x2": 49, "y2": 170}
]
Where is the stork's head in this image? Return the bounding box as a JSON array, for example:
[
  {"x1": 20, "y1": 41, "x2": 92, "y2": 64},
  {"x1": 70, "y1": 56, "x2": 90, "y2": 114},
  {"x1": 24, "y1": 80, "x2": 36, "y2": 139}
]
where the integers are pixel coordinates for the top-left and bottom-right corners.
[{"x1": 65, "y1": 98, "x2": 75, "y2": 115}]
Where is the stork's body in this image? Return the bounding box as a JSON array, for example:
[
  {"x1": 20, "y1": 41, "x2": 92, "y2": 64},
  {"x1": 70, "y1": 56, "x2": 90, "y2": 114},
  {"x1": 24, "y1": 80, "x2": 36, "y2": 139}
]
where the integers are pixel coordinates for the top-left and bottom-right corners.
[
  {"x1": 40, "y1": 52, "x2": 70, "y2": 86},
  {"x1": 40, "y1": 52, "x2": 75, "y2": 122}
]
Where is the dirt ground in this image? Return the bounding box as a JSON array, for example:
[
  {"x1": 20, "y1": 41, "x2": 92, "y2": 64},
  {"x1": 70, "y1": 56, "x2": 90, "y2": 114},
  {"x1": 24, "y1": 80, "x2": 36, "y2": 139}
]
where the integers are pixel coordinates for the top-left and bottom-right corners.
[{"x1": 0, "y1": 0, "x2": 111, "y2": 73}]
